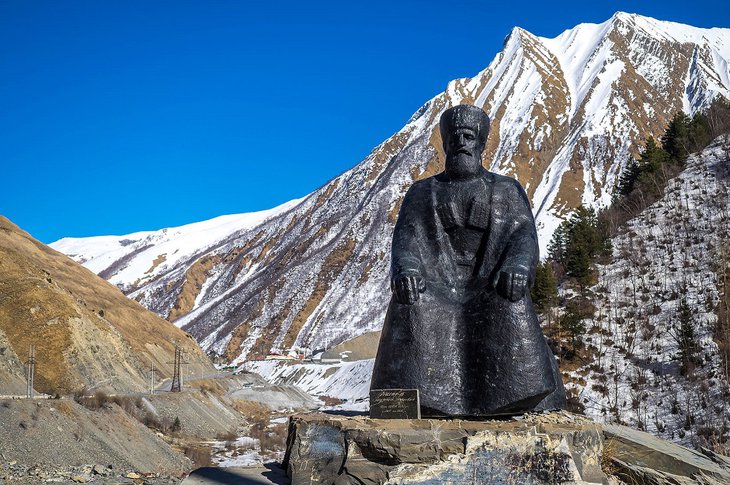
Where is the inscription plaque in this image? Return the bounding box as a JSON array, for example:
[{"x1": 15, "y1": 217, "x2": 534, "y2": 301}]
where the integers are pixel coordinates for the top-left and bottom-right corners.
[{"x1": 370, "y1": 388, "x2": 421, "y2": 419}]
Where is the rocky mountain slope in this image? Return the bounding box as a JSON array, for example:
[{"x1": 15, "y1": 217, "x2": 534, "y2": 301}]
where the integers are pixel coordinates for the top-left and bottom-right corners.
[
  {"x1": 0, "y1": 216, "x2": 211, "y2": 395},
  {"x1": 566, "y1": 135, "x2": 730, "y2": 449},
  {"x1": 52, "y1": 13, "x2": 730, "y2": 363}
]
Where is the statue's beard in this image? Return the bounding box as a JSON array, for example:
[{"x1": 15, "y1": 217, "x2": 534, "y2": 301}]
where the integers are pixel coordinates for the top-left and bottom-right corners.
[{"x1": 445, "y1": 153, "x2": 482, "y2": 180}]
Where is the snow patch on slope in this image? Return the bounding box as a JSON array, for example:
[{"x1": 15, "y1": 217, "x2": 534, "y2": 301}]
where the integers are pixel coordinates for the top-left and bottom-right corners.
[
  {"x1": 51, "y1": 198, "x2": 304, "y2": 289},
  {"x1": 571, "y1": 136, "x2": 730, "y2": 448},
  {"x1": 243, "y1": 359, "x2": 373, "y2": 404}
]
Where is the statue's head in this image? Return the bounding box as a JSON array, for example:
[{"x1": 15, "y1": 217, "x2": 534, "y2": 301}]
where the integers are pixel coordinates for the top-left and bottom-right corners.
[{"x1": 440, "y1": 105, "x2": 490, "y2": 179}]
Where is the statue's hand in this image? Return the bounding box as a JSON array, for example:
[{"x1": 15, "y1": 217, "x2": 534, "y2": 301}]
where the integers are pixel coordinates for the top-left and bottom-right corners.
[
  {"x1": 392, "y1": 274, "x2": 426, "y2": 305},
  {"x1": 496, "y1": 267, "x2": 529, "y2": 302}
]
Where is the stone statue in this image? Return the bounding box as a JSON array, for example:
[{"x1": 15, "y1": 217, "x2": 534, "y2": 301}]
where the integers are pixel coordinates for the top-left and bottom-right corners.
[{"x1": 370, "y1": 105, "x2": 566, "y2": 417}]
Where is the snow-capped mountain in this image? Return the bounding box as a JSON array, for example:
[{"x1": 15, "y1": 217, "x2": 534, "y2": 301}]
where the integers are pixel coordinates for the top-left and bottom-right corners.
[
  {"x1": 52, "y1": 12, "x2": 730, "y2": 363},
  {"x1": 53, "y1": 198, "x2": 303, "y2": 291}
]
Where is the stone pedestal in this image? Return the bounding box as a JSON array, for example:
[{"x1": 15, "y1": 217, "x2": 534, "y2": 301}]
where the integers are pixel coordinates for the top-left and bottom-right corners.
[
  {"x1": 283, "y1": 412, "x2": 604, "y2": 484},
  {"x1": 283, "y1": 412, "x2": 730, "y2": 484}
]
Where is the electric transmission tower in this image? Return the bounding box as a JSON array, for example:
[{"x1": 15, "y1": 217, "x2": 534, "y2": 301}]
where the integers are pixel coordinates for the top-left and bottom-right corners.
[
  {"x1": 169, "y1": 344, "x2": 188, "y2": 392},
  {"x1": 150, "y1": 363, "x2": 156, "y2": 395},
  {"x1": 26, "y1": 345, "x2": 36, "y2": 399}
]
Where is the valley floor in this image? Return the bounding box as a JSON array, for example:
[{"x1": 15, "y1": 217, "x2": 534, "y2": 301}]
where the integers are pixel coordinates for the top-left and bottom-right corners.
[{"x1": 0, "y1": 372, "x2": 317, "y2": 484}]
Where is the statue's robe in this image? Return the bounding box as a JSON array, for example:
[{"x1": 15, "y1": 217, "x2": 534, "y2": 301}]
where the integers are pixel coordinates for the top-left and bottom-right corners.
[{"x1": 370, "y1": 168, "x2": 566, "y2": 416}]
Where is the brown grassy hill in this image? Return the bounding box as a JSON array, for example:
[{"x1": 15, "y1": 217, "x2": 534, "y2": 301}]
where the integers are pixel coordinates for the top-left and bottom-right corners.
[
  {"x1": 0, "y1": 216, "x2": 211, "y2": 395},
  {"x1": 0, "y1": 325, "x2": 27, "y2": 394}
]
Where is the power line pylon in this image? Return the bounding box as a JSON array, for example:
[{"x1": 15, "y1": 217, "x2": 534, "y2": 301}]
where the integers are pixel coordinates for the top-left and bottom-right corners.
[
  {"x1": 150, "y1": 363, "x2": 156, "y2": 395},
  {"x1": 169, "y1": 344, "x2": 188, "y2": 392},
  {"x1": 26, "y1": 345, "x2": 36, "y2": 399}
]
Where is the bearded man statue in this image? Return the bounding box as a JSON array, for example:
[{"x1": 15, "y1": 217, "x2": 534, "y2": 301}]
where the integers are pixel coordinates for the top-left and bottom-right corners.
[{"x1": 370, "y1": 105, "x2": 566, "y2": 417}]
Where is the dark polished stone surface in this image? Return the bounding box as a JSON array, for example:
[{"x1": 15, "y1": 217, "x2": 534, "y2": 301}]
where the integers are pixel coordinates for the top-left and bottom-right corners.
[{"x1": 371, "y1": 105, "x2": 566, "y2": 417}]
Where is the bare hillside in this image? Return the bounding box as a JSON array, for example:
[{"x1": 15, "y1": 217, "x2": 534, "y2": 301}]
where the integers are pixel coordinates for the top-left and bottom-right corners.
[{"x1": 0, "y1": 216, "x2": 211, "y2": 395}]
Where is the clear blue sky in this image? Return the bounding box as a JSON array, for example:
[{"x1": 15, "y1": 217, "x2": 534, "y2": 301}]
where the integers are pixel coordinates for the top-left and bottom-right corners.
[{"x1": 1, "y1": 1, "x2": 727, "y2": 243}]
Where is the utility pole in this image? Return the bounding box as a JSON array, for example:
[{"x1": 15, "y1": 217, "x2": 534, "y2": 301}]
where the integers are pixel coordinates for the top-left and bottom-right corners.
[{"x1": 26, "y1": 345, "x2": 36, "y2": 399}]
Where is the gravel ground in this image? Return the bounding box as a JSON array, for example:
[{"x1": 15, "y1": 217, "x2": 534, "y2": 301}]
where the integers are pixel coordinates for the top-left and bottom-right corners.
[
  {"x1": 0, "y1": 398, "x2": 190, "y2": 482},
  {"x1": 0, "y1": 462, "x2": 184, "y2": 484}
]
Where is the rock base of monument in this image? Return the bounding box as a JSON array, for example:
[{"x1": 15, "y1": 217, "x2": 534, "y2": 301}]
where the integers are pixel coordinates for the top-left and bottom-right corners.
[{"x1": 283, "y1": 411, "x2": 730, "y2": 484}]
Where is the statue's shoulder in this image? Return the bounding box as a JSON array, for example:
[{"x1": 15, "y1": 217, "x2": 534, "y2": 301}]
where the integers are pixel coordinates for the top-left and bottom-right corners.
[
  {"x1": 488, "y1": 173, "x2": 531, "y2": 207},
  {"x1": 490, "y1": 172, "x2": 520, "y2": 187},
  {"x1": 404, "y1": 177, "x2": 436, "y2": 197},
  {"x1": 490, "y1": 173, "x2": 527, "y2": 194}
]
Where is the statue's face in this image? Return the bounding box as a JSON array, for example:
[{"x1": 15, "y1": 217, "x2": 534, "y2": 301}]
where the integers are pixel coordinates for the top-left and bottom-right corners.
[{"x1": 444, "y1": 127, "x2": 483, "y2": 179}]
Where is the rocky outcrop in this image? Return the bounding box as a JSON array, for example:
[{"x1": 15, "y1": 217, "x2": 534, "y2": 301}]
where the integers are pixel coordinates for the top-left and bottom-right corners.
[
  {"x1": 284, "y1": 412, "x2": 604, "y2": 484},
  {"x1": 283, "y1": 412, "x2": 730, "y2": 484},
  {"x1": 605, "y1": 424, "x2": 730, "y2": 485}
]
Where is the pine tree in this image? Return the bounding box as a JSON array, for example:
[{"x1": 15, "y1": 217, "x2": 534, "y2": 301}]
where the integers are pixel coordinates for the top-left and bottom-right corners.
[
  {"x1": 675, "y1": 298, "x2": 700, "y2": 375},
  {"x1": 548, "y1": 224, "x2": 568, "y2": 265},
  {"x1": 661, "y1": 112, "x2": 691, "y2": 163},
  {"x1": 688, "y1": 112, "x2": 711, "y2": 152},
  {"x1": 636, "y1": 137, "x2": 671, "y2": 196},
  {"x1": 563, "y1": 206, "x2": 609, "y2": 286},
  {"x1": 172, "y1": 416, "x2": 182, "y2": 433},
  {"x1": 560, "y1": 301, "x2": 587, "y2": 355},
  {"x1": 566, "y1": 239, "x2": 592, "y2": 285},
  {"x1": 532, "y1": 261, "x2": 558, "y2": 314},
  {"x1": 547, "y1": 206, "x2": 610, "y2": 288},
  {"x1": 616, "y1": 158, "x2": 640, "y2": 197},
  {"x1": 638, "y1": 137, "x2": 670, "y2": 173}
]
